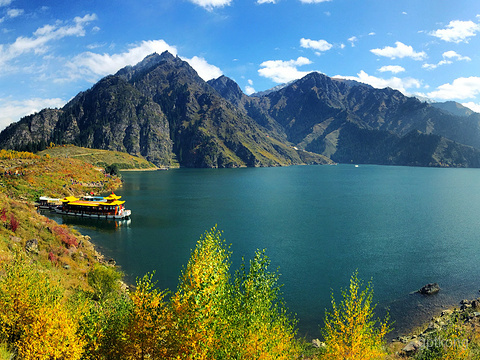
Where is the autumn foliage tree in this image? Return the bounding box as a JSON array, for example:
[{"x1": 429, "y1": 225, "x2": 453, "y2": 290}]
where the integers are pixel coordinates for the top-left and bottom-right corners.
[
  {"x1": 0, "y1": 257, "x2": 84, "y2": 359},
  {"x1": 170, "y1": 227, "x2": 299, "y2": 359},
  {"x1": 170, "y1": 226, "x2": 232, "y2": 359},
  {"x1": 322, "y1": 270, "x2": 390, "y2": 360},
  {"x1": 229, "y1": 249, "x2": 299, "y2": 359},
  {"x1": 124, "y1": 272, "x2": 172, "y2": 359}
]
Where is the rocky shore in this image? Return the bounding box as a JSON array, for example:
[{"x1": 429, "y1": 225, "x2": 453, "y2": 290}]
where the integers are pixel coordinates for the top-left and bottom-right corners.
[{"x1": 390, "y1": 295, "x2": 480, "y2": 357}]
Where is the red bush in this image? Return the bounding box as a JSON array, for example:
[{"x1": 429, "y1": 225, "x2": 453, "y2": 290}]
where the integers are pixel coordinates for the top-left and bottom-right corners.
[
  {"x1": 0, "y1": 209, "x2": 6, "y2": 223},
  {"x1": 9, "y1": 214, "x2": 19, "y2": 232},
  {"x1": 52, "y1": 225, "x2": 78, "y2": 248},
  {"x1": 48, "y1": 251, "x2": 58, "y2": 264}
]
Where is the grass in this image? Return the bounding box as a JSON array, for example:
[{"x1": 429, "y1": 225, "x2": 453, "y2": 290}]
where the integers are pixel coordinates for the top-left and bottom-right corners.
[
  {"x1": 38, "y1": 144, "x2": 157, "y2": 170},
  {"x1": 0, "y1": 155, "x2": 121, "y2": 201}
]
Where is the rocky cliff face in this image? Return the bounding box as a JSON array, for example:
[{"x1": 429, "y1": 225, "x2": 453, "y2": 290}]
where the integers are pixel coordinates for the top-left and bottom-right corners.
[
  {"x1": 115, "y1": 52, "x2": 317, "y2": 167},
  {"x1": 0, "y1": 52, "x2": 329, "y2": 168},
  {"x1": 209, "y1": 71, "x2": 480, "y2": 167},
  {"x1": 1, "y1": 51, "x2": 480, "y2": 168}
]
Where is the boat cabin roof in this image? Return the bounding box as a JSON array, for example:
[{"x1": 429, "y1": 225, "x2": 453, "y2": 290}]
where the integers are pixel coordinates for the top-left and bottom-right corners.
[{"x1": 60, "y1": 192, "x2": 125, "y2": 206}]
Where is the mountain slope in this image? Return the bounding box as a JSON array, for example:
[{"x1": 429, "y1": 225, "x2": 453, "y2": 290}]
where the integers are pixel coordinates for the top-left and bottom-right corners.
[
  {"x1": 116, "y1": 52, "x2": 321, "y2": 167},
  {"x1": 208, "y1": 72, "x2": 480, "y2": 167},
  {"x1": 2, "y1": 52, "x2": 480, "y2": 168},
  {"x1": 0, "y1": 52, "x2": 331, "y2": 168},
  {"x1": 0, "y1": 76, "x2": 174, "y2": 166}
]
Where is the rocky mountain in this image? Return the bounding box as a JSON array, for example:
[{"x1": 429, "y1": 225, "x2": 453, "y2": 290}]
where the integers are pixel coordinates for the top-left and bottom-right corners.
[
  {"x1": 431, "y1": 101, "x2": 476, "y2": 117},
  {"x1": 2, "y1": 51, "x2": 480, "y2": 168},
  {"x1": 0, "y1": 52, "x2": 329, "y2": 168},
  {"x1": 0, "y1": 76, "x2": 174, "y2": 166},
  {"x1": 209, "y1": 72, "x2": 480, "y2": 167}
]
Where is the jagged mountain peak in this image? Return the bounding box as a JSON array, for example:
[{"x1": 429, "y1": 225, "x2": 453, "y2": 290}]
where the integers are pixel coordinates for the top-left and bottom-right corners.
[
  {"x1": 115, "y1": 50, "x2": 184, "y2": 81},
  {"x1": 2, "y1": 52, "x2": 480, "y2": 168},
  {"x1": 207, "y1": 75, "x2": 245, "y2": 104}
]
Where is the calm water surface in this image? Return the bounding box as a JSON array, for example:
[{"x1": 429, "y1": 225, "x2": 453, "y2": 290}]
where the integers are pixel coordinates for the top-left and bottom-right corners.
[{"x1": 48, "y1": 164, "x2": 480, "y2": 339}]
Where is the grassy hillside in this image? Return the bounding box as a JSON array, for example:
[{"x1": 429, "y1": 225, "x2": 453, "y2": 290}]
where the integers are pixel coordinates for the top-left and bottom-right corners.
[
  {"x1": 0, "y1": 150, "x2": 121, "y2": 201},
  {"x1": 38, "y1": 144, "x2": 160, "y2": 170}
]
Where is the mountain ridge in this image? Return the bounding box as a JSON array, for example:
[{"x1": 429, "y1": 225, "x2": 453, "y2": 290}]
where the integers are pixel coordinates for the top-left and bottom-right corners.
[{"x1": 1, "y1": 51, "x2": 480, "y2": 168}]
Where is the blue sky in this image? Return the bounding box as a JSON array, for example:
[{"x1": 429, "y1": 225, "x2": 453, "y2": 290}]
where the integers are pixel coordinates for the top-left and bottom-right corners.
[{"x1": 1, "y1": 0, "x2": 480, "y2": 130}]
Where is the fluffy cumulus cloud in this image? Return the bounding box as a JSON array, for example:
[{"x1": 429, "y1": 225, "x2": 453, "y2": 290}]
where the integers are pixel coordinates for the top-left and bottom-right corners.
[
  {"x1": 64, "y1": 40, "x2": 221, "y2": 82},
  {"x1": 184, "y1": 55, "x2": 222, "y2": 80},
  {"x1": 334, "y1": 70, "x2": 421, "y2": 95},
  {"x1": 188, "y1": 0, "x2": 232, "y2": 10},
  {"x1": 245, "y1": 79, "x2": 255, "y2": 94},
  {"x1": 443, "y1": 50, "x2": 471, "y2": 61},
  {"x1": 422, "y1": 50, "x2": 471, "y2": 70},
  {"x1": 64, "y1": 40, "x2": 178, "y2": 81},
  {"x1": 258, "y1": 57, "x2": 312, "y2": 83},
  {"x1": 370, "y1": 41, "x2": 426, "y2": 60},
  {"x1": 245, "y1": 86, "x2": 255, "y2": 95},
  {"x1": 427, "y1": 77, "x2": 480, "y2": 100},
  {"x1": 0, "y1": 97, "x2": 65, "y2": 131},
  {"x1": 0, "y1": 14, "x2": 98, "y2": 67},
  {"x1": 462, "y1": 102, "x2": 480, "y2": 113},
  {"x1": 300, "y1": 38, "x2": 332, "y2": 53},
  {"x1": 430, "y1": 20, "x2": 480, "y2": 43},
  {"x1": 378, "y1": 65, "x2": 405, "y2": 74}
]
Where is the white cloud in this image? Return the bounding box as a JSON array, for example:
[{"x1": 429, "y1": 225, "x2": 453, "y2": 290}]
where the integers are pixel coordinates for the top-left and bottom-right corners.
[
  {"x1": 64, "y1": 40, "x2": 221, "y2": 82},
  {"x1": 0, "y1": 0, "x2": 12, "y2": 6},
  {"x1": 7, "y1": 8, "x2": 23, "y2": 18},
  {"x1": 299, "y1": 0, "x2": 331, "y2": 3},
  {"x1": 378, "y1": 65, "x2": 405, "y2": 74},
  {"x1": 0, "y1": 14, "x2": 98, "y2": 67},
  {"x1": 245, "y1": 79, "x2": 255, "y2": 95},
  {"x1": 183, "y1": 55, "x2": 222, "y2": 80},
  {"x1": 65, "y1": 40, "x2": 177, "y2": 81},
  {"x1": 427, "y1": 77, "x2": 480, "y2": 100},
  {"x1": 430, "y1": 20, "x2": 480, "y2": 43},
  {"x1": 0, "y1": 97, "x2": 65, "y2": 131},
  {"x1": 334, "y1": 70, "x2": 421, "y2": 95},
  {"x1": 188, "y1": 0, "x2": 232, "y2": 10},
  {"x1": 348, "y1": 36, "x2": 357, "y2": 47},
  {"x1": 257, "y1": 0, "x2": 277, "y2": 3},
  {"x1": 259, "y1": 57, "x2": 312, "y2": 83},
  {"x1": 370, "y1": 41, "x2": 427, "y2": 60},
  {"x1": 422, "y1": 50, "x2": 470, "y2": 70},
  {"x1": 300, "y1": 38, "x2": 332, "y2": 52},
  {"x1": 462, "y1": 102, "x2": 480, "y2": 113},
  {"x1": 368, "y1": 32, "x2": 376, "y2": 36},
  {"x1": 245, "y1": 85, "x2": 255, "y2": 95},
  {"x1": 442, "y1": 50, "x2": 471, "y2": 61}
]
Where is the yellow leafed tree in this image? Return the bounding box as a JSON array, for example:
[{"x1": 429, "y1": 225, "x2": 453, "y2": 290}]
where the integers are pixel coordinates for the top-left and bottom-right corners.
[
  {"x1": 170, "y1": 226, "x2": 231, "y2": 359},
  {"x1": 124, "y1": 272, "x2": 172, "y2": 359},
  {"x1": 0, "y1": 257, "x2": 84, "y2": 359},
  {"x1": 231, "y1": 249, "x2": 299, "y2": 360},
  {"x1": 322, "y1": 270, "x2": 390, "y2": 360}
]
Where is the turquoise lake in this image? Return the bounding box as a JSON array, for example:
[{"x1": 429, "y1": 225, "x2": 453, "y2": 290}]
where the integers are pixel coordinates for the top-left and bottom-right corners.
[{"x1": 47, "y1": 164, "x2": 480, "y2": 339}]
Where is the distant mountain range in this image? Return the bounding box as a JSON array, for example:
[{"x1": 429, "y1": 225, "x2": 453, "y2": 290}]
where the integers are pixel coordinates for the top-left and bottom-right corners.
[{"x1": 1, "y1": 51, "x2": 480, "y2": 168}]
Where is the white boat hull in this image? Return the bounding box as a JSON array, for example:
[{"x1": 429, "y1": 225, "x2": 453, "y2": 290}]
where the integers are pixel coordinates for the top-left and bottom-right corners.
[{"x1": 55, "y1": 208, "x2": 131, "y2": 220}]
